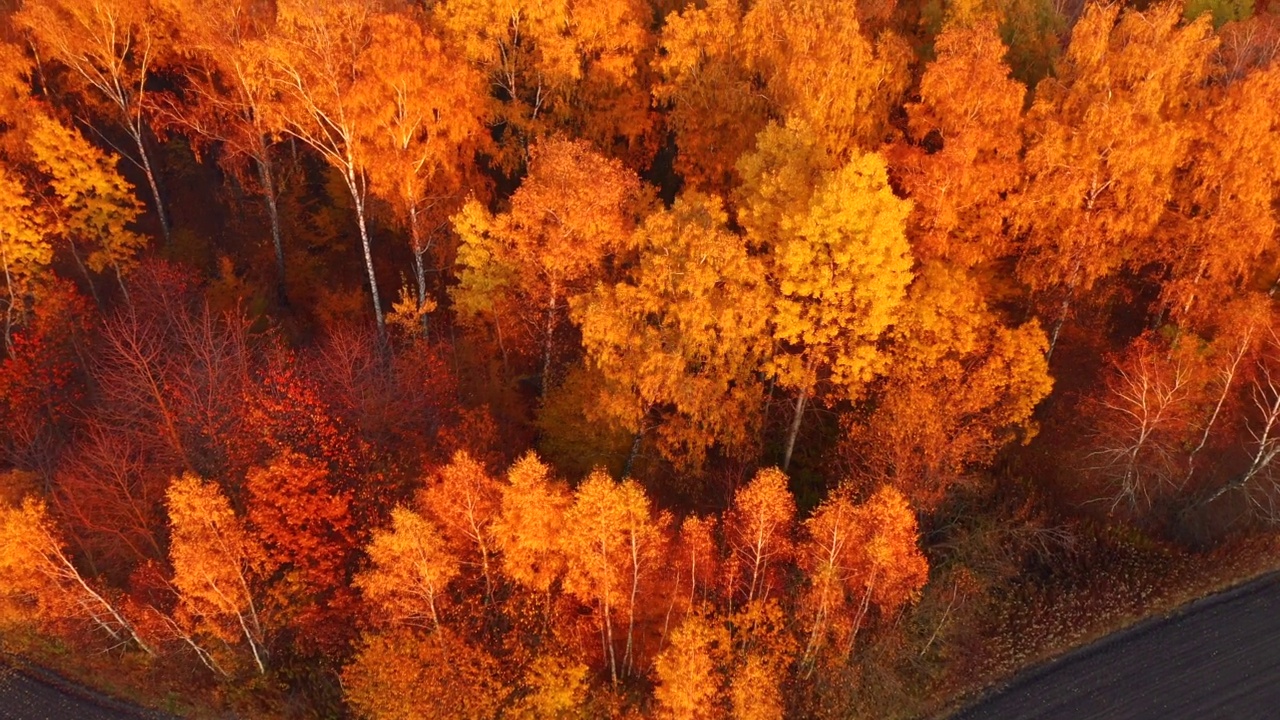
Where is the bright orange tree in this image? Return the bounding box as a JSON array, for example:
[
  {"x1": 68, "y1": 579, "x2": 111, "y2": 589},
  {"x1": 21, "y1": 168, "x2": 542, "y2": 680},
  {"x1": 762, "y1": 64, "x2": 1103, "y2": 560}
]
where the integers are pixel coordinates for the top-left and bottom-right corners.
[
  {"x1": 737, "y1": 122, "x2": 914, "y2": 469},
  {"x1": 573, "y1": 192, "x2": 772, "y2": 472},
  {"x1": 433, "y1": 0, "x2": 658, "y2": 171},
  {"x1": 452, "y1": 137, "x2": 645, "y2": 395},
  {"x1": 1013, "y1": 3, "x2": 1215, "y2": 353}
]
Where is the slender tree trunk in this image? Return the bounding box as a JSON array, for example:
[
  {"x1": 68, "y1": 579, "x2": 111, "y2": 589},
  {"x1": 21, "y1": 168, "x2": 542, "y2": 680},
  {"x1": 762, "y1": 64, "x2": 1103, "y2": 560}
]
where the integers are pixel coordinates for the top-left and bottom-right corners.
[
  {"x1": 803, "y1": 595, "x2": 829, "y2": 675},
  {"x1": 1046, "y1": 263, "x2": 1082, "y2": 363},
  {"x1": 623, "y1": 430, "x2": 643, "y2": 478},
  {"x1": 624, "y1": 527, "x2": 640, "y2": 677},
  {"x1": 230, "y1": 563, "x2": 268, "y2": 674},
  {"x1": 131, "y1": 126, "x2": 171, "y2": 246},
  {"x1": 409, "y1": 206, "x2": 430, "y2": 335},
  {"x1": 479, "y1": 541, "x2": 493, "y2": 606},
  {"x1": 689, "y1": 547, "x2": 699, "y2": 608},
  {"x1": 494, "y1": 315, "x2": 511, "y2": 379},
  {"x1": 162, "y1": 615, "x2": 229, "y2": 677},
  {"x1": 256, "y1": 153, "x2": 287, "y2": 306},
  {"x1": 803, "y1": 537, "x2": 840, "y2": 671},
  {"x1": 1204, "y1": 369, "x2": 1280, "y2": 509},
  {"x1": 659, "y1": 566, "x2": 681, "y2": 656},
  {"x1": 1, "y1": 246, "x2": 15, "y2": 354},
  {"x1": 66, "y1": 239, "x2": 101, "y2": 309},
  {"x1": 49, "y1": 546, "x2": 154, "y2": 656},
  {"x1": 603, "y1": 592, "x2": 618, "y2": 687},
  {"x1": 409, "y1": 206, "x2": 426, "y2": 305},
  {"x1": 542, "y1": 291, "x2": 557, "y2": 397},
  {"x1": 349, "y1": 181, "x2": 385, "y2": 340},
  {"x1": 845, "y1": 569, "x2": 878, "y2": 657},
  {"x1": 235, "y1": 610, "x2": 267, "y2": 674},
  {"x1": 112, "y1": 261, "x2": 132, "y2": 309},
  {"x1": 782, "y1": 386, "x2": 809, "y2": 471},
  {"x1": 1184, "y1": 333, "x2": 1249, "y2": 488},
  {"x1": 1046, "y1": 294, "x2": 1071, "y2": 363}
]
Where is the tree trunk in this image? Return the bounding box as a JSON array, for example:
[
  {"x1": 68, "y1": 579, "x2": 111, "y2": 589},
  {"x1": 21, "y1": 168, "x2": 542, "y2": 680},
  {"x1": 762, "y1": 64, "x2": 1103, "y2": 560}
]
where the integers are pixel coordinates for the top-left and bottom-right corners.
[
  {"x1": 66, "y1": 239, "x2": 101, "y2": 310},
  {"x1": 624, "y1": 527, "x2": 640, "y2": 678},
  {"x1": 603, "y1": 591, "x2": 618, "y2": 687},
  {"x1": 542, "y1": 292, "x2": 557, "y2": 397},
  {"x1": 131, "y1": 126, "x2": 171, "y2": 246},
  {"x1": 1045, "y1": 294, "x2": 1072, "y2": 363},
  {"x1": 845, "y1": 569, "x2": 878, "y2": 657},
  {"x1": 1, "y1": 245, "x2": 14, "y2": 354},
  {"x1": 51, "y1": 546, "x2": 154, "y2": 656},
  {"x1": 782, "y1": 386, "x2": 809, "y2": 471},
  {"x1": 112, "y1": 261, "x2": 132, "y2": 309},
  {"x1": 256, "y1": 153, "x2": 288, "y2": 306},
  {"x1": 409, "y1": 206, "x2": 430, "y2": 335},
  {"x1": 350, "y1": 186, "x2": 385, "y2": 340},
  {"x1": 1184, "y1": 333, "x2": 1250, "y2": 488},
  {"x1": 623, "y1": 430, "x2": 643, "y2": 478},
  {"x1": 494, "y1": 315, "x2": 511, "y2": 380}
]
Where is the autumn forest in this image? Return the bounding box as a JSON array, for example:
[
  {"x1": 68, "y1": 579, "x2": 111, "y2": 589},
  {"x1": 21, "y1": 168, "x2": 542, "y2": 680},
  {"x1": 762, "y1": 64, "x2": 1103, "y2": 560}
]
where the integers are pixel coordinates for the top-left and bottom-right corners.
[{"x1": 0, "y1": 0, "x2": 1277, "y2": 715}]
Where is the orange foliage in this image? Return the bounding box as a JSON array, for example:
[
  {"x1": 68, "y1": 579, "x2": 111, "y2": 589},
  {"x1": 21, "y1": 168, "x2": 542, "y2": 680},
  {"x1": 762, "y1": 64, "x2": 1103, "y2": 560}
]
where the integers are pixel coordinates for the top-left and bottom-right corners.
[
  {"x1": 452, "y1": 137, "x2": 646, "y2": 392},
  {"x1": 799, "y1": 485, "x2": 928, "y2": 662},
  {"x1": 892, "y1": 18, "x2": 1024, "y2": 267},
  {"x1": 343, "y1": 627, "x2": 508, "y2": 720},
  {"x1": 246, "y1": 450, "x2": 357, "y2": 656},
  {"x1": 418, "y1": 450, "x2": 501, "y2": 602},
  {"x1": 493, "y1": 452, "x2": 571, "y2": 595},
  {"x1": 725, "y1": 468, "x2": 795, "y2": 607},
  {"x1": 9, "y1": 0, "x2": 1280, "y2": 716}
]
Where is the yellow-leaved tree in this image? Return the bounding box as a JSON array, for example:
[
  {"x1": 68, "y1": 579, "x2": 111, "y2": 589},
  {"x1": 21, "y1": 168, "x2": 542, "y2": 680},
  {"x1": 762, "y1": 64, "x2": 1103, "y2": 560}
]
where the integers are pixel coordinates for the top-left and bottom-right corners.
[
  {"x1": 652, "y1": 613, "x2": 727, "y2": 720},
  {"x1": 844, "y1": 265, "x2": 1053, "y2": 508},
  {"x1": 798, "y1": 485, "x2": 928, "y2": 666},
  {"x1": 740, "y1": 0, "x2": 913, "y2": 160},
  {"x1": 452, "y1": 137, "x2": 646, "y2": 395},
  {"x1": 418, "y1": 450, "x2": 501, "y2": 604},
  {"x1": 892, "y1": 17, "x2": 1025, "y2": 268},
  {"x1": 1159, "y1": 46, "x2": 1280, "y2": 323},
  {"x1": 573, "y1": 192, "x2": 773, "y2": 473},
  {"x1": 0, "y1": 167, "x2": 51, "y2": 351},
  {"x1": 18, "y1": 0, "x2": 173, "y2": 243},
  {"x1": 153, "y1": 0, "x2": 289, "y2": 300},
  {"x1": 165, "y1": 473, "x2": 266, "y2": 675},
  {"x1": 0, "y1": 42, "x2": 32, "y2": 132},
  {"x1": 0, "y1": 495, "x2": 153, "y2": 655},
  {"x1": 560, "y1": 470, "x2": 665, "y2": 686},
  {"x1": 738, "y1": 122, "x2": 914, "y2": 469},
  {"x1": 1013, "y1": 3, "x2": 1214, "y2": 355},
  {"x1": 725, "y1": 468, "x2": 795, "y2": 609},
  {"x1": 492, "y1": 452, "x2": 571, "y2": 598},
  {"x1": 355, "y1": 505, "x2": 459, "y2": 629},
  {"x1": 655, "y1": 0, "x2": 911, "y2": 190},
  {"x1": 26, "y1": 112, "x2": 149, "y2": 305},
  {"x1": 507, "y1": 653, "x2": 590, "y2": 719},
  {"x1": 343, "y1": 627, "x2": 508, "y2": 720},
  {"x1": 258, "y1": 0, "x2": 394, "y2": 337},
  {"x1": 653, "y1": 0, "x2": 768, "y2": 194},
  {"x1": 355, "y1": 10, "x2": 489, "y2": 325},
  {"x1": 433, "y1": 0, "x2": 657, "y2": 170}
]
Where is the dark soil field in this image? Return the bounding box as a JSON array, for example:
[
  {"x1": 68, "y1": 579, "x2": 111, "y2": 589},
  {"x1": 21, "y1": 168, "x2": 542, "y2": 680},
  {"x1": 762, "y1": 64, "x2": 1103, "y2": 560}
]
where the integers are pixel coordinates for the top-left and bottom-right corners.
[
  {"x1": 953, "y1": 574, "x2": 1280, "y2": 720},
  {"x1": 0, "y1": 664, "x2": 170, "y2": 720}
]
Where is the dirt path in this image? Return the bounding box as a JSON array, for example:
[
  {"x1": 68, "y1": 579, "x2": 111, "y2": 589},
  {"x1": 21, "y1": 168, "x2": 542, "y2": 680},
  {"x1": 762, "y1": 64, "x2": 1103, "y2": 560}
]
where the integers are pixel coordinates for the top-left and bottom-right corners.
[{"x1": 951, "y1": 573, "x2": 1280, "y2": 719}]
